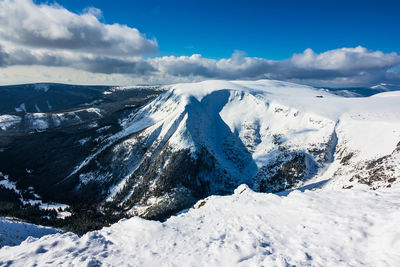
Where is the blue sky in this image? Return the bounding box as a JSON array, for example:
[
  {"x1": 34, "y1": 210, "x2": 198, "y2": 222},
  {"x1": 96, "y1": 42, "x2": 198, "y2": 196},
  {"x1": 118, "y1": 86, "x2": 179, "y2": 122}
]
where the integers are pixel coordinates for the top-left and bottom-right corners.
[
  {"x1": 43, "y1": 0, "x2": 400, "y2": 59},
  {"x1": 0, "y1": 0, "x2": 399, "y2": 86}
]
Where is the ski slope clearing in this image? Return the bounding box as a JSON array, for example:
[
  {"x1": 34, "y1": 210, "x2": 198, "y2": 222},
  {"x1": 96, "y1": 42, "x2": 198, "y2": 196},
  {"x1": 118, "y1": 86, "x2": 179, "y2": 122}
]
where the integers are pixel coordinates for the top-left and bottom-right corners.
[{"x1": 1, "y1": 184, "x2": 399, "y2": 266}]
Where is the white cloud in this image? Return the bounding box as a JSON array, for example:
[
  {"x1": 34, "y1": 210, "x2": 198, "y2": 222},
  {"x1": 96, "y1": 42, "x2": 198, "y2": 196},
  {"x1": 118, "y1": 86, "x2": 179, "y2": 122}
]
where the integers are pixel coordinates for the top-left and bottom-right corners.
[
  {"x1": 0, "y1": 0, "x2": 399, "y2": 88},
  {"x1": 0, "y1": 0, "x2": 157, "y2": 76},
  {"x1": 0, "y1": 65, "x2": 154, "y2": 85},
  {"x1": 0, "y1": 0, "x2": 157, "y2": 56},
  {"x1": 290, "y1": 46, "x2": 400, "y2": 71},
  {"x1": 147, "y1": 48, "x2": 400, "y2": 87},
  {"x1": 1, "y1": 46, "x2": 399, "y2": 87},
  {"x1": 0, "y1": 44, "x2": 156, "y2": 75}
]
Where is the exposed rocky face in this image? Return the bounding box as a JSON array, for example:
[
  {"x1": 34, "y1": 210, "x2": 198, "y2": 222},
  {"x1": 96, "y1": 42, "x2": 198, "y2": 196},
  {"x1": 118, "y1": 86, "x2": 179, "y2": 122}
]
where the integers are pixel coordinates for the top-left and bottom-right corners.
[
  {"x1": 335, "y1": 140, "x2": 400, "y2": 190},
  {"x1": 1, "y1": 80, "x2": 399, "y2": 234},
  {"x1": 256, "y1": 152, "x2": 318, "y2": 193}
]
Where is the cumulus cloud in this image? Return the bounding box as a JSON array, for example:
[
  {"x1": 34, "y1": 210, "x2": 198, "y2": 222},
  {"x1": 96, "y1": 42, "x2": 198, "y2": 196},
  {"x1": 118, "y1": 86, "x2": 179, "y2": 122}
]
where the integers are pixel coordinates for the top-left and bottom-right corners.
[
  {"x1": 148, "y1": 47, "x2": 400, "y2": 87},
  {"x1": 80, "y1": 56, "x2": 155, "y2": 74},
  {"x1": 0, "y1": 0, "x2": 157, "y2": 76},
  {"x1": 290, "y1": 47, "x2": 400, "y2": 71},
  {"x1": 0, "y1": 0, "x2": 157, "y2": 56},
  {"x1": 149, "y1": 51, "x2": 275, "y2": 79},
  {"x1": 0, "y1": 0, "x2": 399, "y2": 87},
  {"x1": 0, "y1": 44, "x2": 155, "y2": 75},
  {"x1": 273, "y1": 47, "x2": 400, "y2": 87}
]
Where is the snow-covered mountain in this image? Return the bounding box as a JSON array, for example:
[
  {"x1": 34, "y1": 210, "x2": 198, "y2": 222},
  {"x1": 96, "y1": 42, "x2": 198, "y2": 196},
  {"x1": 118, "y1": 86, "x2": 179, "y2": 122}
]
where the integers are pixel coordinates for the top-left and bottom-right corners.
[
  {"x1": 0, "y1": 83, "x2": 162, "y2": 132},
  {"x1": 93, "y1": 80, "x2": 400, "y2": 219},
  {"x1": 1, "y1": 79, "x2": 400, "y2": 231},
  {"x1": 0, "y1": 83, "x2": 162, "y2": 115},
  {"x1": 1, "y1": 79, "x2": 400, "y2": 266}
]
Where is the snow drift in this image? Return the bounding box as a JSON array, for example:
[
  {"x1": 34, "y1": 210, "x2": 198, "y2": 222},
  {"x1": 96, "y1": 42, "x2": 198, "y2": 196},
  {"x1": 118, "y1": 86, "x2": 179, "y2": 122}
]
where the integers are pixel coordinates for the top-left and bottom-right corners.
[
  {"x1": 0, "y1": 218, "x2": 61, "y2": 248},
  {"x1": 1, "y1": 184, "x2": 399, "y2": 266}
]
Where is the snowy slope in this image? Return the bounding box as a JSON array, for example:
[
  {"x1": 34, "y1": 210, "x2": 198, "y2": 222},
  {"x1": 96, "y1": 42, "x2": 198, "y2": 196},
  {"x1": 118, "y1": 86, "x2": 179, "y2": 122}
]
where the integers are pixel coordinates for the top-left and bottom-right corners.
[
  {"x1": 0, "y1": 107, "x2": 104, "y2": 132},
  {"x1": 120, "y1": 79, "x2": 400, "y2": 186},
  {"x1": 2, "y1": 79, "x2": 399, "y2": 233},
  {"x1": 1, "y1": 79, "x2": 400, "y2": 266},
  {"x1": 0, "y1": 115, "x2": 21, "y2": 130},
  {"x1": 1, "y1": 184, "x2": 399, "y2": 266},
  {"x1": 0, "y1": 218, "x2": 61, "y2": 248},
  {"x1": 94, "y1": 79, "x2": 400, "y2": 218}
]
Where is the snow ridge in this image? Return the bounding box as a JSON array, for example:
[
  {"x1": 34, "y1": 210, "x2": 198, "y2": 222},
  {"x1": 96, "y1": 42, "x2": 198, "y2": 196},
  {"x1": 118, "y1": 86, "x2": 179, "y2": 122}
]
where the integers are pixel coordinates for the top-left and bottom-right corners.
[
  {"x1": 111, "y1": 79, "x2": 400, "y2": 193},
  {"x1": 59, "y1": 79, "x2": 400, "y2": 218}
]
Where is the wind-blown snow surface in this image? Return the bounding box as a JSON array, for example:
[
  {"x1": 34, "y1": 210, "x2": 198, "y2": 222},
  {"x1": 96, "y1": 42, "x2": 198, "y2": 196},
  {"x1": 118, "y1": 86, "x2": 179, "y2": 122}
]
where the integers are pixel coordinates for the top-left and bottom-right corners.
[
  {"x1": 0, "y1": 218, "x2": 61, "y2": 248},
  {"x1": 1, "y1": 184, "x2": 399, "y2": 266}
]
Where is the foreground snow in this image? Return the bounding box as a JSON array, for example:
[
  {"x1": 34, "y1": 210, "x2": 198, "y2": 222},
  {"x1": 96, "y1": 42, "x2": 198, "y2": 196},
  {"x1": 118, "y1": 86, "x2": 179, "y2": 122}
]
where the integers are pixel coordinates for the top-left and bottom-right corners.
[
  {"x1": 1, "y1": 185, "x2": 399, "y2": 266},
  {"x1": 0, "y1": 218, "x2": 61, "y2": 248}
]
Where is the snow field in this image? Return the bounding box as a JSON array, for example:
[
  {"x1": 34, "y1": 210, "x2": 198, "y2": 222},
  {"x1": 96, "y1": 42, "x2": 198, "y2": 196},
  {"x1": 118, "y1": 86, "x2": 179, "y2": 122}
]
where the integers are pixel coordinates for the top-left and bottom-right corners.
[{"x1": 1, "y1": 184, "x2": 399, "y2": 266}]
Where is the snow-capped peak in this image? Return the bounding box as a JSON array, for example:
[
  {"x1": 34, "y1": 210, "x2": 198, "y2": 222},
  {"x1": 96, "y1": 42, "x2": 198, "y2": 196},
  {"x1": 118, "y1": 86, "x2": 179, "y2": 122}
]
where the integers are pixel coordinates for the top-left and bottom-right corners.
[{"x1": 101, "y1": 79, "x2": 400, "y2": 215}]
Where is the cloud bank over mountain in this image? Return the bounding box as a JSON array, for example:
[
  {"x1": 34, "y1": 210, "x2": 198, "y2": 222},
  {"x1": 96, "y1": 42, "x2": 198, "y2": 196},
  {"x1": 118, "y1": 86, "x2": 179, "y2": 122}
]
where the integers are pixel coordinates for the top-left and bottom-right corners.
[
  {"x1": 0, "y1": 0, "x2": 399, "y2": 87},
  {"x1": 148, "y1": 48, "x2": 400, "y2": 87}
]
